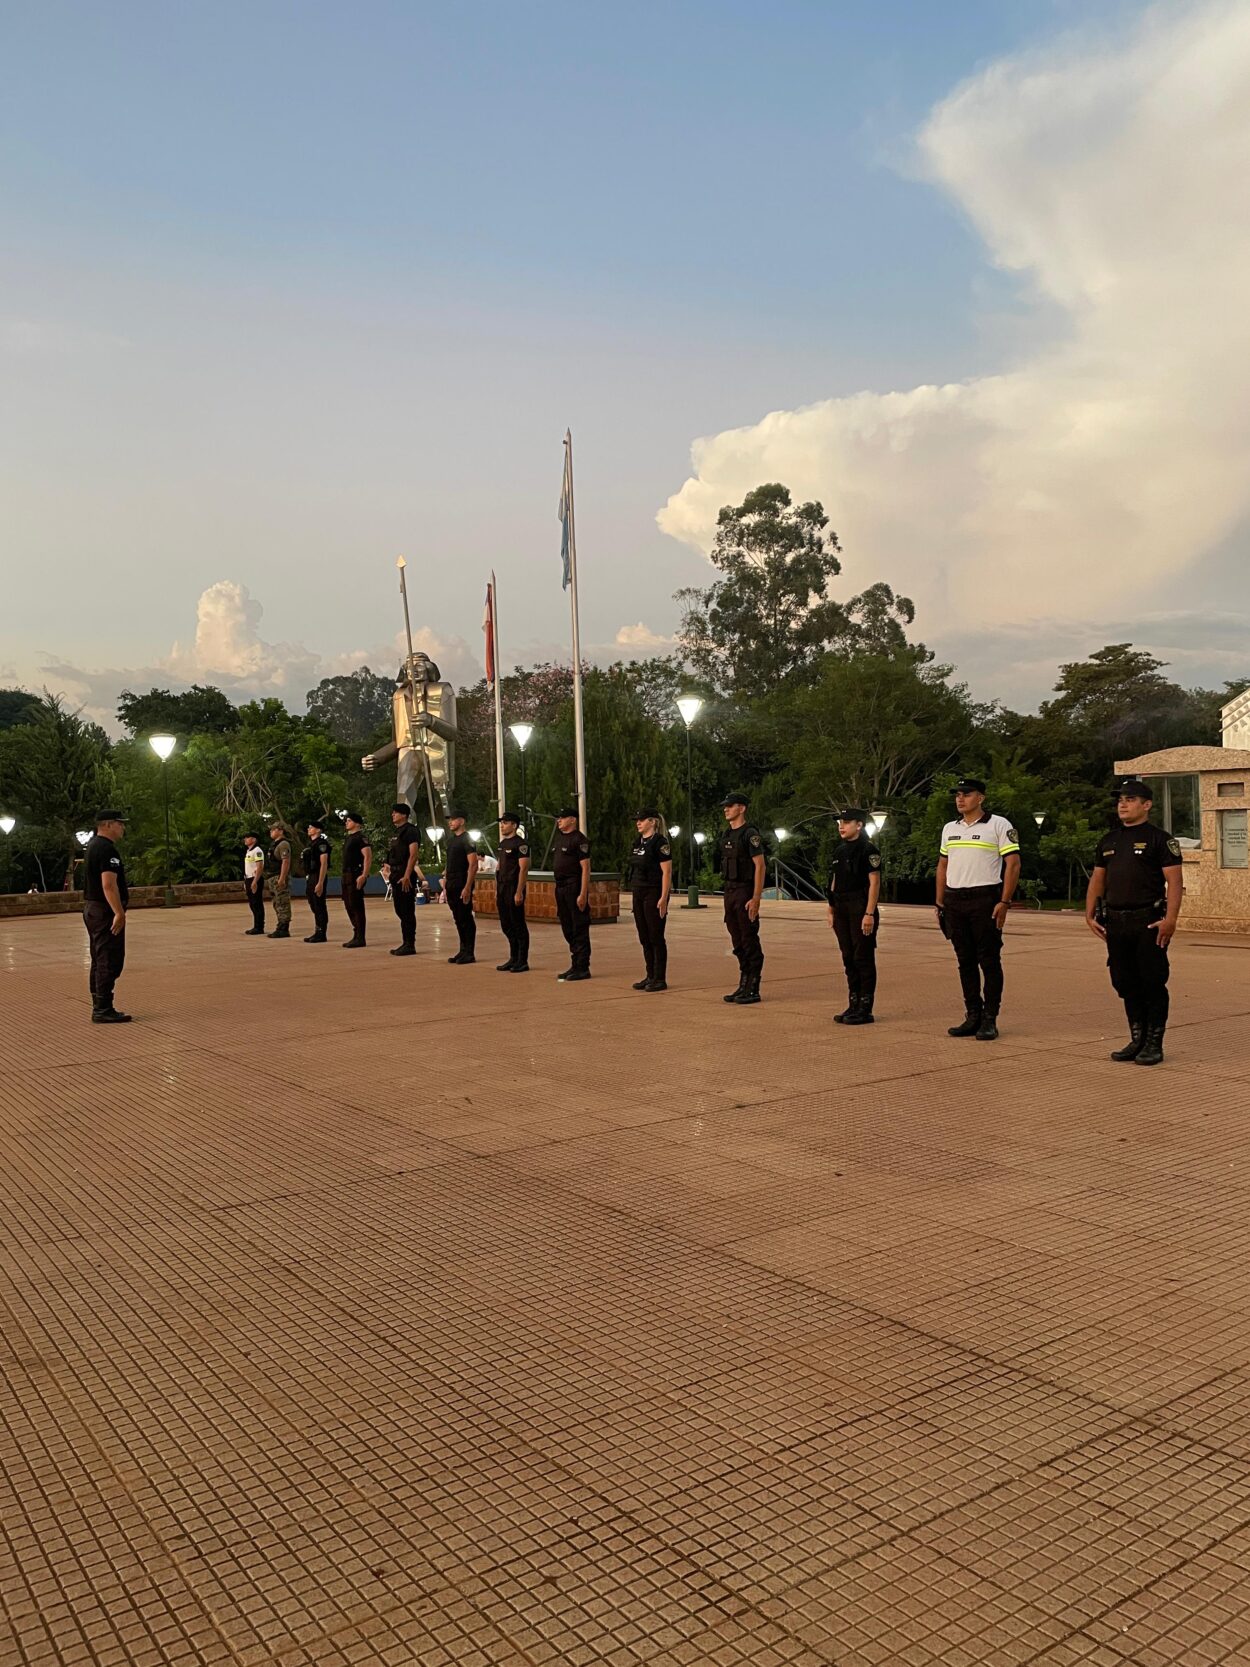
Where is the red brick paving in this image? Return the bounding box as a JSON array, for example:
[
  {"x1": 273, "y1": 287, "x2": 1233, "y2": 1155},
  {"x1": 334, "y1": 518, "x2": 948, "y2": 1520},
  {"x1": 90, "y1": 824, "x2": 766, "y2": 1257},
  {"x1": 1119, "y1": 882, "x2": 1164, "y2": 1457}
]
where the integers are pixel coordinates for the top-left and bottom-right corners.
[{"x1": 2, "y1": 899, "x2": 1249, "y2": 1665}]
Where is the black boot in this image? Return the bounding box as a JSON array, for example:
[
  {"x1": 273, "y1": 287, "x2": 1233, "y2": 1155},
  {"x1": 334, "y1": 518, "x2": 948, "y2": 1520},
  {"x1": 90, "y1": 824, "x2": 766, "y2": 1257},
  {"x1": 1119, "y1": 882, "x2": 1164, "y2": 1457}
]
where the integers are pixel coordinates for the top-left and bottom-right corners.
[
  {"x1": 948, "y1": 1007, "x2": 982, "y2": 1037},
  {"x1": 646, "y1": 979, "x2": 668, "y2": 992},
  {"x1": 834, "y1": 995, "x2": 860, "y2": 1025},
  {"x1": 737, "y1": 977, "x2": 761, "y2": 1006},
  {"x1": 1110, "y1": 1005, "x2": 1146, "y2": 1062},
  {"x1": 975, "y1": 1010, "x2": 999, "y2": 1041},
  {"x1": 244, "y1": 926, "x2": 264, "y2": 936},
  {"x1": 496, "y1": 959, "x2": 517, "y2": 971},
  {"x1": 723, "y1": 971, "x2": 747, "y2": 1004},
  {"x1": 1135, "y1": 1024, "x2": 1166, "y2": 1066},
  {"x1": 342, "y1": 938, "x2": 366, "y2": 949},
  {"x1": 304, "y1": 932, "x2": 327, "y2": 943},
  {"x1": 391, "y1": 943, "x2": 416, "y2": 956},
  {"x1": 845, "y1": 998, "x2": 874, "y2": 1026},
  {"x1": 633, "y1": 977, "x2": 652, "y2": 991},
  {"x1": 267, "y1": 924, "x2": 290, "y2": 939}
]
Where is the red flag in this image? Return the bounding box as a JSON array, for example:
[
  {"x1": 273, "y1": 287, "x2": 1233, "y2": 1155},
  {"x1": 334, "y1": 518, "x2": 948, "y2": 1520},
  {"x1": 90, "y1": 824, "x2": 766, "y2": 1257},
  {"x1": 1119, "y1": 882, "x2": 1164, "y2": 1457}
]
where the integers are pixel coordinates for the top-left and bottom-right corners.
[{"x1": 483, "y1": 580, "x2": 496, "y2": 689}]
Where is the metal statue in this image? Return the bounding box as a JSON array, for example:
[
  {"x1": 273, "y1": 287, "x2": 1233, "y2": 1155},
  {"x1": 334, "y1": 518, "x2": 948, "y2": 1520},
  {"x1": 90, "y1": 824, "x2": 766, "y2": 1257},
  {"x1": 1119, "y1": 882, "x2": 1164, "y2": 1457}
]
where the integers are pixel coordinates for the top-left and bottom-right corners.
[{"x1": 361, "y1": 559, "x2": 458, "y2": 823}]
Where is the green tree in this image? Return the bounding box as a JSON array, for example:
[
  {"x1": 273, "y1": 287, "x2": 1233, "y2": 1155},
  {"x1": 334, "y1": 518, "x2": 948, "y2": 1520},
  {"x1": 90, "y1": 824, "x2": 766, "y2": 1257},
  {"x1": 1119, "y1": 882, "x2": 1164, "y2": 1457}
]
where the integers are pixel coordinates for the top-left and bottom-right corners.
[
  {"x1": 674, "y1": 483, "x2": 916, "y2": 692},
  {"x1": 0, "y1": 689, "x2": 40, "y2": 731},
  {"x1": 117, "y1": 684, "x2": 240, "y2": 737},
  {"x1": 305, "y1": 666, "x2": 395, "y2": 746},
  {"x1": 0, "y1": 693, "x2": 115, "y2": 884}
]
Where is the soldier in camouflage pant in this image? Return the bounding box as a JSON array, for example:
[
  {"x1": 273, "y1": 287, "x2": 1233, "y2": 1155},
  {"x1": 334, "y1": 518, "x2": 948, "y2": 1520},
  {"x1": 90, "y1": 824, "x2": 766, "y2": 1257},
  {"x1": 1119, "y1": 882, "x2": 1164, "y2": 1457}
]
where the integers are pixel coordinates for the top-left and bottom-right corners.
[{"x1": 267, "y1": 823, "x2": 293, "y2": 937}]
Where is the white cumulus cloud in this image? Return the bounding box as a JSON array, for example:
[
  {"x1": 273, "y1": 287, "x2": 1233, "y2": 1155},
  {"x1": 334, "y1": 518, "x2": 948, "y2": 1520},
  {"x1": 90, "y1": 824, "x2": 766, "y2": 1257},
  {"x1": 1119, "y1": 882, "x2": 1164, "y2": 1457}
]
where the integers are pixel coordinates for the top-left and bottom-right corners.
[
  {"x1": 658, "y1": 0, "x2": 1250, "y2": 660},
  {"x1": 614, "y1": 622, "x2": 676, "y2": 651}
]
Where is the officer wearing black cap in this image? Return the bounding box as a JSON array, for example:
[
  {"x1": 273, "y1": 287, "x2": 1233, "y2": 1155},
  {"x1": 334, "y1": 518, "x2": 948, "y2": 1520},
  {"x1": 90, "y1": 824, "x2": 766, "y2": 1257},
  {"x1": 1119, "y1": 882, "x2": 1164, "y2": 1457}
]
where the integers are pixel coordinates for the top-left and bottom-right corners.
[
  {"x1": 827, "y1": 809, "x2": 882, "y2": 1024},
  {"x1": 553, "y1": 807, "x2": 592, "y2": 981},
  {"x1": 719, "y1": 792, "x2": 766, "y2": 1004},
  {"x1": 385, "y1": 803, "x2": 425, "y2": 956},
  {"x1": 936, "y1": 777, "x2": 1020, "y2": 1040},
  {"x1": 82, "y1": 810, "x2": 132, "y2": 1023},
  {"x1": 495, "y1": 810, "x2": 530, "y2": 972},
  {"x1": 628, "y1": 809, "x2": 672, "y2": 991},
  {"x1": 339, "y1": 812, "x2": 372, "y2": 948},
  {"x1": 301, "y1": 817, "x2": 331, "y2": 943},
  {"x1": 444, "y1": 809, "x2": 478, "y2": 964},
  {"x1": 242, "y1": 833, "x2": 266, "y2": 935},
  {"x1": 1086, "y1": 777, "x2": 1183, "y2": 1066}
]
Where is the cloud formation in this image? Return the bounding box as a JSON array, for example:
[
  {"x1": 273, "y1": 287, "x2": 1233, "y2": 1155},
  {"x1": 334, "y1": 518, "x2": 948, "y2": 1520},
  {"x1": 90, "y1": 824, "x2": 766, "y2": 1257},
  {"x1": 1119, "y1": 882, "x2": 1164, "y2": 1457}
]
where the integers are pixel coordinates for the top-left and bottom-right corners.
[{"x1": 658, "y1": 1, "x2": 1250, "y2": 678}]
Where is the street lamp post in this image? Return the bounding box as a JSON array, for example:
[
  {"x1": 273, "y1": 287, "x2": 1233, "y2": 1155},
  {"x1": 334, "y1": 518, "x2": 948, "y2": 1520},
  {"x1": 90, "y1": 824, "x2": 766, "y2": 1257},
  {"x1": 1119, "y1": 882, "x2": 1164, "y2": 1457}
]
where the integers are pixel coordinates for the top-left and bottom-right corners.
[
  {"x1": 149, "y1": 735, "x2": 177, "y2": 906},
  {"x1": 0, "y1": 814, "x2": 12, "y2": 896},
  {"x1": 675, "y1": 696, "x2": 704, "y2": 909},
  {"x1": 1034, "y1": 812, "x2": 1046, "y2": 827},
  {"x1": 74, "y1": 828, "x2": 91, "y2": 894},
  {"x1": 773, "y1": 828, "x2": 788, "y2": 900},
  {"x1": 668, "y1": 825, "x2": 681, "y2": 887},
  {"x1": 509, "y1": 723, "x2": 534, "y2": 829}
]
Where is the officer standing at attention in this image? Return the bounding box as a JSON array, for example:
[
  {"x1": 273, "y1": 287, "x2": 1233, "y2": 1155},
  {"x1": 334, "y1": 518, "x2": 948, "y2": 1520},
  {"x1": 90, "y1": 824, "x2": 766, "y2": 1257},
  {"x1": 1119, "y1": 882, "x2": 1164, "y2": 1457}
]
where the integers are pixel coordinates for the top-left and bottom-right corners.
[
  {"x1": 385, "y1": 802, "x2": 425, "y2": 956},
  {"x1": 82, "y1": 810, "x2": 132, "y2": 1023},
  {"x1": 495, "y1": 810, "x2": 530, "y2": 972},
  {"x1": 936, "y1": 777, "x2": 1020, "y2": 1041},
  {"x1": 339, "y1": 811, "x2": 372, "y2": 948},
  {"x1": 444, "y1": 809, "x2": 479, "y2": 964},
  {"x1": 827, "y1": 809, "x2": 882, "y2": 1025},
  {"x1": 266, "y1": 820, "x2": 292, "y2": 938},
  {"x1": 242, "y1": 833, "x2": 266, "y2": 935},
  {"x1": 628, "y1": 809, "x2": 672, "y2": 991},
  {"x1": 719, "y1": 792, "x2": 766, "y2": 1004},
  {"x1": 553, "y1": 806, "x2": 593, "y2": 981},
  {"x1": 301, "y1": 817, "x2": 331, "y2": 943},
  {"x1": 1085, "y1": 777, "x2": 1183, "y2": 1066}
]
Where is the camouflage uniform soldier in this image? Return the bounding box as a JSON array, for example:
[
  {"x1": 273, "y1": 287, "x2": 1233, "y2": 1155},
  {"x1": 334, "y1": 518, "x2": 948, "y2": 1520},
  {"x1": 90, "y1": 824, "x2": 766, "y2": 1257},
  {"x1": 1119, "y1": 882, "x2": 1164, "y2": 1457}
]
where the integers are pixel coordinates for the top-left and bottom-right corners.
[{"x1": 266, "y1": 820, "x2": 293, "y2": 938}]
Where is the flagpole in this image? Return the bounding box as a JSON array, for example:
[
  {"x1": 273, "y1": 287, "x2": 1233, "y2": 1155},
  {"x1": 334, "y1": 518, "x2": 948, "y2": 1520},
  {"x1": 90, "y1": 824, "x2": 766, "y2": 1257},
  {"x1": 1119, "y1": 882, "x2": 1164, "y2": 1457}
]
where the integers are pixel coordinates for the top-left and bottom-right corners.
[
  {"x1": 564, "y1": 430, "x2": 588, "y2": 835},
  {"x1": 489, "y1": 574, "x2": 507, "y2": 818}
]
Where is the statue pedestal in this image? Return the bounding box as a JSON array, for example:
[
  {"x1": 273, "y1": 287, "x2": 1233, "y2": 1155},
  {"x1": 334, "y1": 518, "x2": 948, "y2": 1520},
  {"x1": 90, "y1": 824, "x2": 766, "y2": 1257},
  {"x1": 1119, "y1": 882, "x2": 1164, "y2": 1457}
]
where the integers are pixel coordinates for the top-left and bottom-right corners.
[{"x1": 472, "y1": 871, "x2": 620, "y2": 922}]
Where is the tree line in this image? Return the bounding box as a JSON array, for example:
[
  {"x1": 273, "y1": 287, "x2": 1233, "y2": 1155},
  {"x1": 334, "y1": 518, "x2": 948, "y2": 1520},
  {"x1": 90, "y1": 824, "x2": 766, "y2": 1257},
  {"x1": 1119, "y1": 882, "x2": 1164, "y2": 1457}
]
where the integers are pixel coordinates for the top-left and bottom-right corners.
[{"x1": 1, "y1": 483, "x2": 1244, "y2": 901}]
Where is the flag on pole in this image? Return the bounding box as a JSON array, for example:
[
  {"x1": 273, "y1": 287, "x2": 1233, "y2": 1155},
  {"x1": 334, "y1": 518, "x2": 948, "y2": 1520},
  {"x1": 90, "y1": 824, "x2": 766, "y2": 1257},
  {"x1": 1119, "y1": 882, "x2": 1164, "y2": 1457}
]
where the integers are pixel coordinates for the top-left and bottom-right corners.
[
  {"x1": 482, "y1": 580, "x2": 497, "y2": 689},
  {"x1": 558, "y1": 443, "x2": 573, "y2": 590}
]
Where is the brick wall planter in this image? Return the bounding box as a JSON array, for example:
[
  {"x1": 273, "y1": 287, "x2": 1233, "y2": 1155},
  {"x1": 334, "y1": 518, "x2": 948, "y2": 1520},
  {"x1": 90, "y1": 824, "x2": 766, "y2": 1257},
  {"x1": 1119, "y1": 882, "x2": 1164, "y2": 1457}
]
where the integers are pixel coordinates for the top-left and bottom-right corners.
[
  {"x1": 0, "y1": 883, "x2": 243, "y2": 919},
  {"x1": 472, "y1": 872, "x2": 620, "y2": 923}
]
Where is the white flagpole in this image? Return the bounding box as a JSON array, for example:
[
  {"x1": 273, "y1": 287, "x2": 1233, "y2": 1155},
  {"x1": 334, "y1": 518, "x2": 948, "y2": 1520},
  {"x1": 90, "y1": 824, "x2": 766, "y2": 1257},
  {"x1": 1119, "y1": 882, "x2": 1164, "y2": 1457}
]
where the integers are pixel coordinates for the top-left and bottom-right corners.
[
  {"x1": 564, "y1": 430, "x2": 588, "y2": 835},
  {"x1": 489, "y1": 574, "x2": 507, "y2": 818}
]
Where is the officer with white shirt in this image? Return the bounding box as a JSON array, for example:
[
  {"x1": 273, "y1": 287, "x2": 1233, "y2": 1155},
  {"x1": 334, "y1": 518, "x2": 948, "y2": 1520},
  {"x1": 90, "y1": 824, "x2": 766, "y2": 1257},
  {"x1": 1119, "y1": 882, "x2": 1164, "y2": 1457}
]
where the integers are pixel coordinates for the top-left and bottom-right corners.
[
  {"x1": 935, "y1": 777, "x2": 1020, "y2": 1041},
  {"x1": 242, "y1": 834, "x2": 266, "y2": 935}
]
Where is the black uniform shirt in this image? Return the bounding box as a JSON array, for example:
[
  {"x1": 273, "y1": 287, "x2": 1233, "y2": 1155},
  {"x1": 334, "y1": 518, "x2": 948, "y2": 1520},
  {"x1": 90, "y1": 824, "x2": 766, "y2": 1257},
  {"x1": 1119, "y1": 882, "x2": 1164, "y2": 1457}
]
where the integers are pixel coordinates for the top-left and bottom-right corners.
[
  {"x1": 83, "y1": 834, "x2": 128, "y2": 907},
  {"x1": 553, "y1": 829, "x2": 590, "y2": 882},
  {"x1": 720, "y1": 823, "x2": 764, "y2": 884},
  {"x1": 496, "y1": 832, "x2": 530, "y2": 886},
  {"x1": 828, "y1": 833, "x2": 882, "y2": 899},
  {"x1": 342, "y1": 830, "x2": 371, "y2": 879},
  {"x1": 445, "y1": 831, "x2": 472, "y2": 891},
  {"x1": 302, "y1": 835, "x2": 330, "y2": 881},
  {"x1": 387, "y1": 823, "x2": 420, "y2": 877},
  {"x1": 1094, "y1": 821, "x2": 1182, "y2": 909},
  {"x1": 629, "y1": 831, "x2": 671, "y2": 888}
]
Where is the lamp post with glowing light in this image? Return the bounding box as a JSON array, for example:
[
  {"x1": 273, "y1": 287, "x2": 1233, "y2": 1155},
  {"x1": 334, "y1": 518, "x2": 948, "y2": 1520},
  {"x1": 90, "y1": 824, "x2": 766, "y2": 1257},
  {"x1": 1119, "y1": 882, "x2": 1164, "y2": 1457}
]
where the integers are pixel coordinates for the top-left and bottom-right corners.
[
  {"x1": 675, "y1": 696, "x2": 704, "y2": 909},
  {"x1": 773, "y1": 828, "x2": 788, "y2": 900},
  {"x1": 0, "y1": 814, "x2": 13, "y2": 896},
  {"x1": 1034, "y1": 812, "x2": 1046, "y2": 828},
  {"x1": 74, "y1": 828, "x2": 91, "y2": 895},
  {"x1": 509, "y1": 722, "x2": 534, "y2": 829},
  {"x1": 149, "y1": 735, "x2": 177, "y2": 906}
]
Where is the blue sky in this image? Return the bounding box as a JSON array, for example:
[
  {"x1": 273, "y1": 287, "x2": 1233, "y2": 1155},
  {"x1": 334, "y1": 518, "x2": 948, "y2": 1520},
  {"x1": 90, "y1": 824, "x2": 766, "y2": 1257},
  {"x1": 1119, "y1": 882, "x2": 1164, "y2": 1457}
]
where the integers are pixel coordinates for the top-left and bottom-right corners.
[{"x1": 5, "y1": 0, "x2": 1247, "y2": 720}]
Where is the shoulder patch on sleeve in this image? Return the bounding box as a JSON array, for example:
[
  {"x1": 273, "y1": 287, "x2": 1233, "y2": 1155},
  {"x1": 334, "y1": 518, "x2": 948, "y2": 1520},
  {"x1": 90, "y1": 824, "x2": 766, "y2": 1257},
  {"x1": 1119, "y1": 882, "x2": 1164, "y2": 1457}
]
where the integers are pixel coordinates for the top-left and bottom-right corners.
[
  {"x1": 750, "y1": 834, "x2": 761, "y2": 848},
  {"x1": 1167, "y1": 838, "x2": 1181, "y2": 857},
  {"x1": 868, "y1": 853, "x2": 881, "y2": 869},
  {"x1": 1005, "y1": 827, "x2": 1018, "y2": 844},
  {"x1": 518, "y1": 841, "x2": 530, "y2": 857},
  {"x1": 660, "y1": 843, "x2": 671, "y2": 856}
]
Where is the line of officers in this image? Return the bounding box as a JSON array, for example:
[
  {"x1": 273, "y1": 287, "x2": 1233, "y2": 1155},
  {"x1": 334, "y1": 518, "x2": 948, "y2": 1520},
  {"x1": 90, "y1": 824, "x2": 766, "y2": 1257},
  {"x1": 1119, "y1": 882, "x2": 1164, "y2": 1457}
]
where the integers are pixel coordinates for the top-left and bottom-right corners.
[{"x1": 83, "y1": 776, "x2": 1183, "y2": 1064}]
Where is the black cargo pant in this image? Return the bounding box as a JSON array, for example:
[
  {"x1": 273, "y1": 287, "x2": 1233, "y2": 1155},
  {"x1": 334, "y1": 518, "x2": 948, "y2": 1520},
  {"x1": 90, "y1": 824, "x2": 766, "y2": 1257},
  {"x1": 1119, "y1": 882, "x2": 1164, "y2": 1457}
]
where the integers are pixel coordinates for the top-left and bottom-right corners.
[
  {"x1": 832, "y1": 894, "x2": 878, "y2": 1003},
  {"x1": 447, "y1": 887, "x2": 477, "y2": 957},
  {"x1": 391, "y1": 879, "x2": 417, "y2": 948},
  {"x1": 1105, "y1": 904, "x2": 1170, "y2": 1026},
  {"x1": 244, "y1": 879, "x2": 265, "y2": 931},
  {"x1": 556, "y1": 878, "x2": 592, "y2": 972},
  {"x1": 945, "y1": 885, "x2": 1003, "y2": 1013},
  {"x1": 497, "y1": 882, "x2": 529, "y2": 966},
  {"x1": 306, "y1": 885, "x2": 329, "y2": 938},
  {"x1": 84, "y1": 903, "x2": 126, "y2": 1013},
  {"x1": 632, "y1": 887, "x2": 667, "y2": 982},
  {"x1": 342, "y1": 876, "x2": 367, "y2": 942},
  {"x1": 723, "y1": 882, "x2": 763, "y2": 981}
]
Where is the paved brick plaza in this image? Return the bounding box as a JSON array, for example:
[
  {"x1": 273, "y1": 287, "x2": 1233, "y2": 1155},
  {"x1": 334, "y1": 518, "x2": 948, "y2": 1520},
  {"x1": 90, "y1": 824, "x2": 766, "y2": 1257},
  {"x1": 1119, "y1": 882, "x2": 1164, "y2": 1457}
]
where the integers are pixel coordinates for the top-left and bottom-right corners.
[{"x1": 2, "y1": 898, "x2": 1250, "y2": 1666}]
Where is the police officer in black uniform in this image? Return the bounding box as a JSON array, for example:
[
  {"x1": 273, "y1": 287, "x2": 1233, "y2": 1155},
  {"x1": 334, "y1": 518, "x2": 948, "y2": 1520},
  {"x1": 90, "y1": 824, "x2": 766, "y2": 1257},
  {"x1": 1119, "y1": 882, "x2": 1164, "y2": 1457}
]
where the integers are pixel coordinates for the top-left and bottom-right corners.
[
  {"x1": 301, "y1": 817, "x2": 331, "y2": 943},
  {"x1": 82, "y1": 810, "x2": 132, "y2": 1023},
  {"x1": 827, "y1": 808, "x2": 882, "y2": 1025},
  {"x1": 444, "y1": 810, "x2": 478, "y2": 964},
  {"x1": 339, "y1": 811, "x2": 371, "y2": 948},
  {"x1": 628, "y1": 809, "x2": 673, "y2": 991},
  {"x1": 385, "y1": 802, "x2": 425, "y2": 956},
  {"x1": 1086, "y1": 777, "x2": 1183, "y2": 1066},
  {"x1": 553, "y1": 807, "x2": 593, "y2": 981},
  {"x1": 495, "y1": 810, "x2": 530, "y2": 972},
  {"x1": 719, "y1": 792, "x2": 766, "y2": 1004}
]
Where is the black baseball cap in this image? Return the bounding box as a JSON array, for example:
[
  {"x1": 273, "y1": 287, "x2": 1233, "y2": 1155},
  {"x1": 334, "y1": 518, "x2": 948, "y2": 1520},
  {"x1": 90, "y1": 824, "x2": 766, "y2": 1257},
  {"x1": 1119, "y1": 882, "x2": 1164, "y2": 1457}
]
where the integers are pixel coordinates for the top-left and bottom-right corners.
[
  {"x1": 342, "y1": 810, "x2": 364, "y2": 825},
  {"x1": 634, "y1": 806, "x2": 659, "y2": 819},
  {"x1": 721, "y1": 792, "x2": 748, "y2": 808},
  {"x1": 837, "y1": 807, "x2": 868, "y2": 822},
  {"x1": 306, "y1": 815, "x2": 324, "y2": 830},
  {"x1": 498, "y1": 809, "x2": 520, "y2": 824},
  {"x1": 555, "y1": 805, "x2": 578, "y2": 819},
  {"x1": 446, "y1": 808, "x2": 466, "y2": 820},
  {"x1": 95, "y1": 810, "x2": 126, "y2": 825},
  {"x1": 1116, "y1": 777, "x2": 1154, "y2": 800},
  {"x1": 392, "y1": 802, "x2": 411, "y2": 816},
  {"x1": 954, "y1": 777, "x2": 986, "y2": 795}
]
